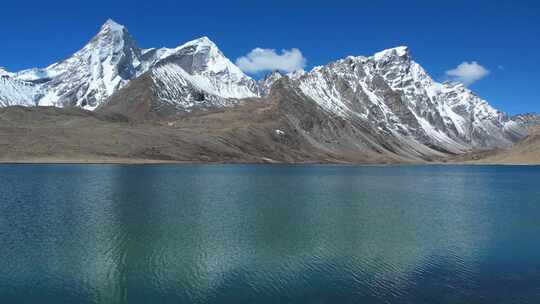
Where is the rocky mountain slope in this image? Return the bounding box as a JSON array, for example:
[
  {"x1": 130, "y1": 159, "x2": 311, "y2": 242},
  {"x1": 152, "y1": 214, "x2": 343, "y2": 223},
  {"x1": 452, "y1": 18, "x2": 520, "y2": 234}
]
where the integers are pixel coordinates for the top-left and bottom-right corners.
[
  {"x1": 0, "y1": 19, "x2": 538, "y2": 163},
  {"x1": 3, "y1": 80, "x2": 537, "y2": 164},
  {"x1": 102, "y1": 46, "x2": 537, "y2": 160},
  {"x1": 279, "y1": 47, "x2": 529, "y2": 152},
  {"x1": 472, "y1": 126, "x2": 540, "y2": 164},
  {"x1": 0, "y1": 87, "x2": 435, "y2": 164}
]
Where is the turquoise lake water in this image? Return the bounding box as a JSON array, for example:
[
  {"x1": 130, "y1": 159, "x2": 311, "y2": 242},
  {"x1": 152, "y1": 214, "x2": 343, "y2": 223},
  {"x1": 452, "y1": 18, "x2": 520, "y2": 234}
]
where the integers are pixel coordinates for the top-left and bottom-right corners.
[{"x1": 0, "y1": 165, "x2": 539, "y2": 303}]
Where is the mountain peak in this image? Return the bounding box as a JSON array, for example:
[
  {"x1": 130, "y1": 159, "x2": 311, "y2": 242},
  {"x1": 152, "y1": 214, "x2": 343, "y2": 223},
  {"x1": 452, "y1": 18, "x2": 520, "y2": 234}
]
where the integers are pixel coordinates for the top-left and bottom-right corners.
[
  {"x1": 179, "y1": 36, "x2": 219, "y2": 51},
  {"x1": 14, "y1": 18, "x2": 144, "y2": 109},
  {"x1": 101, "y1": 19, "x2": 125, "y2": 31},
  {"x1": 264, "y1": 70, "x2": 284, "y2": 79},
  {"x1": 0, "y1": 67, "x2": 12, "y2": 77},
  {"x1": 166, "y1": 35, "x2": 253, "y2": 79},
  {"x1": 93, "y1": 19, "x2": 128, "y2": 42},
  {"x1": 373, "y1": 46, "x2": 410, "y2": 61},
  {"x1": 193, "y1": 36, "x2": 213, "y2": 44},
  {"x1": 86, "y1": 18, "x2": 138, "y2": 54}
]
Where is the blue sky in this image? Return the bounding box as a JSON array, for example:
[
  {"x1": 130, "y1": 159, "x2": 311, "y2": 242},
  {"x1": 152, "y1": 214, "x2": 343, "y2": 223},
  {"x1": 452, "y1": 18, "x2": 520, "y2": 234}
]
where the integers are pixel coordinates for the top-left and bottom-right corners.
[{"x1": 1, "y1": 0, "x2": 538, "y2": 114}]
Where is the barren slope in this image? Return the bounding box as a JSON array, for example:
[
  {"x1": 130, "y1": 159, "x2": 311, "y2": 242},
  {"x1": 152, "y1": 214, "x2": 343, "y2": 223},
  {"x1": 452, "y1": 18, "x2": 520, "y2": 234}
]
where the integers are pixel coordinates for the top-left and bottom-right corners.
[
  {"x1": 0, "y1": 80, "x2": 429, "y2": 164},
  {"x1": 473, "y1": 126, "x2": 540, "y2": 164}
]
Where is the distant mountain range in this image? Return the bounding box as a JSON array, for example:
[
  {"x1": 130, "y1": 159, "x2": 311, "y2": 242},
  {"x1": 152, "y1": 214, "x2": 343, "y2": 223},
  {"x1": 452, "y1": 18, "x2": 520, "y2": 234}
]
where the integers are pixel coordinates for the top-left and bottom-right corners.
[{"x1": 0, "y1": 19, "x2": 538, "y2": 163}]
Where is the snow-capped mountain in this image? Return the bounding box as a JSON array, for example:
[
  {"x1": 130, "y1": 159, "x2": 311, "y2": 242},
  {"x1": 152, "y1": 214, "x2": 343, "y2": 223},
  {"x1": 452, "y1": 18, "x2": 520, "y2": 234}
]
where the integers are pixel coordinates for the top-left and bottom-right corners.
[
  {"x1": 0, "y1": 19, "x2": 537, "y2": 157},
  {"x1": 0, "y1": 67, "x2": 14, "y2": 77},
  {"x1": 0, "y1": 73, "x2": 39, "y2": 107},
  {"x1": 143, "y1": 36, "x2": 259, "y2": 109},
  {"x1": 273, "y1": 46, "x2": 530, "y2": 151},
  {"x1": 511, "y1": 113, "x2": 540, "y2": 128},
  {"x1": 13, "y1": 19, "x2": 144, "y2": 109},
  {"x1": 259, "y1": 71, "x2": 284, "y2": 96},
  {"x1": 2, "y1": 19, "x2": 258, "y2": 110},
  {"x1": 103, "y1": 35, "x2": 261, "y2": 115}
]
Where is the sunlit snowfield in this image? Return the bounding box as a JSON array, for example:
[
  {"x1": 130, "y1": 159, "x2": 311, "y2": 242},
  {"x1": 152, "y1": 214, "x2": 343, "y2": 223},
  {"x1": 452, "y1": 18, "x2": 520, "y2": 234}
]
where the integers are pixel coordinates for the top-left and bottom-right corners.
[{"x1": 1, "y1": 165, "x2": 539, "y2": 304}]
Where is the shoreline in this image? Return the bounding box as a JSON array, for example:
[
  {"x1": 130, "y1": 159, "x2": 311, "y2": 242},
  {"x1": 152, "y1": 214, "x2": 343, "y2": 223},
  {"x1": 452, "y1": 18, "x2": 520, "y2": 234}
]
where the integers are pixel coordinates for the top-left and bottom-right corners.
[{"x1": 0, "y1": 158, "x2": 538, "y2": 166}]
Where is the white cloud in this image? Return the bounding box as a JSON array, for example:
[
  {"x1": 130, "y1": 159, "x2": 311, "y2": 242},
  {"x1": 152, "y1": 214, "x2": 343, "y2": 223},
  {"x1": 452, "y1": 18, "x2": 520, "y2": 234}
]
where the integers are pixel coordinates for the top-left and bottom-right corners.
[
  {"x1": 236, "y1": 48, "x2": 306, "y2": 74},
  {"x1": 445, "y1": 61, "x2": 490, "y2": 86}
]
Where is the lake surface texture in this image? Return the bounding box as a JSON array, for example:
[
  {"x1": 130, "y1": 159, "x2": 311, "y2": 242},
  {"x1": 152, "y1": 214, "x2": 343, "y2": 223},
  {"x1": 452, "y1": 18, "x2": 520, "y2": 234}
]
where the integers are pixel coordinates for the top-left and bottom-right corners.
[{"x1": 0, "y1": 165, "x2": 539, "y2": 304}]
